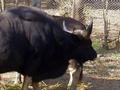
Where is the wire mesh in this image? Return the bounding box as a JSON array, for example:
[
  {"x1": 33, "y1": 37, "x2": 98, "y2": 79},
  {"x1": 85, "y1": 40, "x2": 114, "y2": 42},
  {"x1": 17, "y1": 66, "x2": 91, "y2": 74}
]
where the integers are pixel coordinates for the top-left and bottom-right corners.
[{"x1": 40, "y1": 0, "x2": 120, "y2": 49}]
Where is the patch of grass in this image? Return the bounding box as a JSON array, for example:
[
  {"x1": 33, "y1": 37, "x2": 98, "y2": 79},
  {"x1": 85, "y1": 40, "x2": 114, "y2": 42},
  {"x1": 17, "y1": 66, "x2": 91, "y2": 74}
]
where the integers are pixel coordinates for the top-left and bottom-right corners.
[
  {"x1": 6, "y1": 84, "x2": 21, "y2": 90},
  {"x1": 92, "y1": 39, "x2": 114, "y2": 54},
  {"x1": 6, "y1": 87, "x2": 21, "y2": 90},
  {"x1": 92, "y1": 39, "x2": 102, "y2": 51},
  {"x1": 0, "y1": 83, "x2": 22, "y2": 90}
]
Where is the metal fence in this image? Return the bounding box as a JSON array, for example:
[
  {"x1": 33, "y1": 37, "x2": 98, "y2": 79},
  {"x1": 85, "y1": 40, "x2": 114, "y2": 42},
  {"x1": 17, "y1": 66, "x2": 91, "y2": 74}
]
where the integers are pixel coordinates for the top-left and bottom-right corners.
[{"x1": 40, "y1": 0, "x2": 120, "y2": 49}]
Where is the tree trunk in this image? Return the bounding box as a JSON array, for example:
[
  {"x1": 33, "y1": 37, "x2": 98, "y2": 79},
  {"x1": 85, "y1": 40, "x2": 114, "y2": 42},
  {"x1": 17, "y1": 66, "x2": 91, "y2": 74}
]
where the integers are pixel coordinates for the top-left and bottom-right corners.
[
  {"x1": 103, "y1": 0, "x2": 109, "y2": 49},
  {"x1": 25, "y1": 0, "x2": 30, "y2": 6},
  {"x1": 15, "y1": 0, "x2": 19, "y2": 7},
  {"x1": 1, "y1": 0, "x2": 5, "y2": 12},
  {"x1": 73, "y1": 0, "x2": 85, "y2": 23},
  {"x1": 32, "y1": 0, "x2": 42, "y2": 8}
]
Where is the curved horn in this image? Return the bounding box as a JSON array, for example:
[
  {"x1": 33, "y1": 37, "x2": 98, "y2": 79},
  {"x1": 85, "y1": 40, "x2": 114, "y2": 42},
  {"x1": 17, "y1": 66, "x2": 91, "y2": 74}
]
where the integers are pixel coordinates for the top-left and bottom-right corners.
[
  {"x1": 82, "y1": 19, "x2": 93, "y2": 39},
  {"x1": 63, "y1": 20, "x2": 72, "y2": 33},
  {"x1": 87, "y1": 19, "x2": 93, "y2": 35}
]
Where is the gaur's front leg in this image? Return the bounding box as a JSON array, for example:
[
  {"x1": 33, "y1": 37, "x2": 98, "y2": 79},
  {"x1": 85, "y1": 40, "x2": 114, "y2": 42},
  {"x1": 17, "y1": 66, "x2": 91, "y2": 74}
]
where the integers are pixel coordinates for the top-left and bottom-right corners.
[{"x1": 21, "y1": 76, "x2": 32, "y2": 90}]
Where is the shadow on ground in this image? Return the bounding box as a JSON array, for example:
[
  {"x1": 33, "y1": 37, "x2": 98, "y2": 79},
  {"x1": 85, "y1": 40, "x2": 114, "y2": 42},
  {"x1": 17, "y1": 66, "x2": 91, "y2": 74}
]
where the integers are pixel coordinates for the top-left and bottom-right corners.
[{"x1": 83, "y1": 74, "x2": 120, "y2": 90}]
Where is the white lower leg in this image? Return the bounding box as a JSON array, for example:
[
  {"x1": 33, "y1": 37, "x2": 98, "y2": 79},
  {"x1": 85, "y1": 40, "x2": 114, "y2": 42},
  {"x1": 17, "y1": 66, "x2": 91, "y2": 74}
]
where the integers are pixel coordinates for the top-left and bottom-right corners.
[
  {"x1": 69, "y1": 69, "x2": 80, "y2": 90},
  {"x1": 68, "y1": 72, "x2": 74, "y2": 87},
  {"x1": 21, "y1": 76, "x2": 32, "y2": 90}
]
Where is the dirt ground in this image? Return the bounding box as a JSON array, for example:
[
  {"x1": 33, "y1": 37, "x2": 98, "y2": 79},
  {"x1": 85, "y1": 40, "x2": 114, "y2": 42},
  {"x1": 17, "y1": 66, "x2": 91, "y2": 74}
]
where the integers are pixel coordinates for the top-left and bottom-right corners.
[{"x1": 83, "y1": 56, "x2": 120, "y2": 90}]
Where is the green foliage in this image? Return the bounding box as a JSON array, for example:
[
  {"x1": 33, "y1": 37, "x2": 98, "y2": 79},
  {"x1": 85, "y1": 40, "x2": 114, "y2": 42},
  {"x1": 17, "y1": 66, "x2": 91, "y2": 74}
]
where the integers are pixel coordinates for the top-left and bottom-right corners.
[
  {"x1": 84, "y1": 6, "x2": 92, "y2": 18},
  {"x1": 92, "y1": 39, "x2": 101, "y2": 50},
  {"x1": 92, "y1": 39, "x2": 114, "y2": 54},
  {"x1": 58, "y1": 0, "x2": 73, "y2": 17}
]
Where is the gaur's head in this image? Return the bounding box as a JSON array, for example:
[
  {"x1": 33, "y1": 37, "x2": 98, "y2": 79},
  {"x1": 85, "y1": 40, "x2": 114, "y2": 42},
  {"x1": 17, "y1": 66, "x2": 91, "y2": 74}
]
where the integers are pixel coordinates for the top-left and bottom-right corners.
[{"x1": 63, "y1": 19, "x2": 97, "y2": 64}]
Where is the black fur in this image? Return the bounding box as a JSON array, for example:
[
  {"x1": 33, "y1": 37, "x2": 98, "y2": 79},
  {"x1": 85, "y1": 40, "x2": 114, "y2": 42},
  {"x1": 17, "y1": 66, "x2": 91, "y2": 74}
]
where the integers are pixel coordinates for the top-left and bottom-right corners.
[{"x1": 0, "y1": 6, "x2": 96, "y2": 82}]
